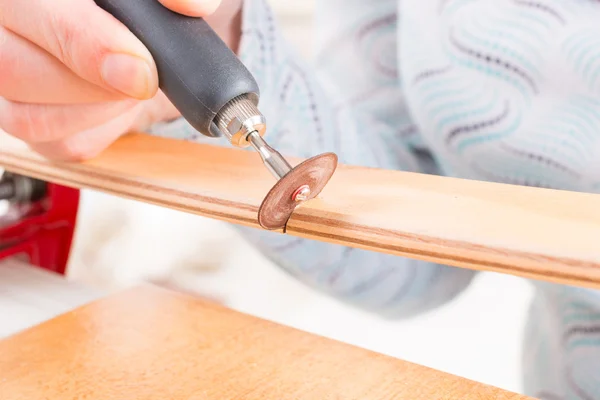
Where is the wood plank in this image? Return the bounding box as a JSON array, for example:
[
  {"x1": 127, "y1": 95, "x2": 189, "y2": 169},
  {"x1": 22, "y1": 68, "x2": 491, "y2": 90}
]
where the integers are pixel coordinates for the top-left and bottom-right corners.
[
  {"x1": 1, "y1": 132, "x2": 600, "y2": 288},
  {"x1": 0, "y1": 285, "x2": 532, "y2": 399}
]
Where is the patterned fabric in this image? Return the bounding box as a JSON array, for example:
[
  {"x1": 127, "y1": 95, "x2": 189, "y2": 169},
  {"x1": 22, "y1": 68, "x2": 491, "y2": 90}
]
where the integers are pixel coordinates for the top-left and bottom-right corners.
[{"x1": 149, "y1": 0, "x2": 600, "y2": 397}]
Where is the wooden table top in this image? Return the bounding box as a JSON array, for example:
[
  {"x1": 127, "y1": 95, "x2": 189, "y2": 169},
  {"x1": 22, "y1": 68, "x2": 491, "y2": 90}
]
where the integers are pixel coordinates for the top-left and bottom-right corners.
[{"x1": 0, "y1": 285, "x2": 531, "y2": 399}]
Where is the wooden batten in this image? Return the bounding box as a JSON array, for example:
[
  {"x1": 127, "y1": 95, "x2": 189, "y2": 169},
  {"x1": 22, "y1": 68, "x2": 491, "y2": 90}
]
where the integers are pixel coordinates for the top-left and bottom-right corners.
[{"x1": 2, "y1": 132, "x2": 600, "y2": 288}]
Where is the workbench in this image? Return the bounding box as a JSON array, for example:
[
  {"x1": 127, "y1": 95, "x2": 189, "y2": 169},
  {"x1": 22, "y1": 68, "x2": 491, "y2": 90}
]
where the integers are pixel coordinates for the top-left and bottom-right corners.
[{"x1": 0, "y1": 264, "x2": 531, "y2": 399}]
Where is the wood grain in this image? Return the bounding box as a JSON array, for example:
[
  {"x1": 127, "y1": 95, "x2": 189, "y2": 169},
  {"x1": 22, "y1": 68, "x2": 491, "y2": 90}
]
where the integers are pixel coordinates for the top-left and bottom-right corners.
[
  {"x1": 0, "y1": 285, "x2": 532, "y2": 399},
  {"x1": 2, "y1": 132, "x2": 600, "y2": 288}
]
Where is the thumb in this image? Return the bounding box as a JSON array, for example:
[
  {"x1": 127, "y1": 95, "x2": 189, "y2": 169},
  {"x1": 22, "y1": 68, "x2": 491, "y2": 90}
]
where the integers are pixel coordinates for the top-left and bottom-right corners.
[{"x1": 157, "y1": 0, "x2": 222, "y2": 17}]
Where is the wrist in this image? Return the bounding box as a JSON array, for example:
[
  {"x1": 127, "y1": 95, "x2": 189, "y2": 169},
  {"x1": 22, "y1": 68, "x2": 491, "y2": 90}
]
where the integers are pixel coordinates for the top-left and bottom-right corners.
[
  {"x1": 228, "y1": 7, "x2": 242, "y2": 54},
  {"x1": 212, "y1": 9, "x2": 242, "y2": 54},
  {"x1": 204, "y1": 0, "x2": 244, "y2": 53}
]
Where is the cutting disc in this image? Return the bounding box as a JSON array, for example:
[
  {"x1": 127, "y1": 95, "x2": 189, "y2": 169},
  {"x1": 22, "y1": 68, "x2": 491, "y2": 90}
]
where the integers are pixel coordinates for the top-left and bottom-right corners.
[{"x1": 258, "y1": 152, "x2": 338, "y2": 230}]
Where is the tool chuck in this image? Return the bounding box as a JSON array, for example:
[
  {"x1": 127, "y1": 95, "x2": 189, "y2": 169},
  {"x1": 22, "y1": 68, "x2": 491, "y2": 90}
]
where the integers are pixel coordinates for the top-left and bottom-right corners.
[
  {"x1": 213, "y1": 93, "x2": 292, "y2": 180},
  {"x1": 94, "y1": 0, "x2": 337, "y2": 230}
]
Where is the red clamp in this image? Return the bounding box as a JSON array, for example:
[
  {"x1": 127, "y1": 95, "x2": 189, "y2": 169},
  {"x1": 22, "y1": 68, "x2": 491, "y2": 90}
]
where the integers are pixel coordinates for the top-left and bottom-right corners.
[{"x1": 0, "y1": 173, "x2": 80, "y2": 276}]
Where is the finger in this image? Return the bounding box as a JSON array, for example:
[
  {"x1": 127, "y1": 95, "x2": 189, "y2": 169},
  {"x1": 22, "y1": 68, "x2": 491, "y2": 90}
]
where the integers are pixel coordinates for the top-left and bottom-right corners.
[
  {"x1": 0, "y1": 98, "x2": 139, "y2": 143},
  {"x1": 0, "y1": 26, "x2": 129, "y2": 104},
  {"x1": 157, "y1": 0, "x2": 221, "y2": 17},
  {"x1": 130, "y1": 90, "x2": 180, "y2": 132},
  {"x1": 203, "y1": 0, "x2": 243, "y2": 23},
  {"x1": 29, "y1": 103, "x2": 145, "y2": 161},
  {"x1": 0, "y1": 0, "x2": 158, "y2": 100}
]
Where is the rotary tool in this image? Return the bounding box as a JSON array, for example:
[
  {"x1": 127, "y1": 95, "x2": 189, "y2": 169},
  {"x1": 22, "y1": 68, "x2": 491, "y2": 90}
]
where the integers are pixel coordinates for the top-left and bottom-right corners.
[{"x1": 93, "y1": 0, "x2": 337, "y2": 230}]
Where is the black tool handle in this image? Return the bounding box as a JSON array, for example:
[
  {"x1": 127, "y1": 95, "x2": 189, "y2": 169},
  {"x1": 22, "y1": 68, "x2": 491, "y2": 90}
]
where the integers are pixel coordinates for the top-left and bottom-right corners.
[{"x1": 94, "y1": 0, "x2": 259, "y2": 137}]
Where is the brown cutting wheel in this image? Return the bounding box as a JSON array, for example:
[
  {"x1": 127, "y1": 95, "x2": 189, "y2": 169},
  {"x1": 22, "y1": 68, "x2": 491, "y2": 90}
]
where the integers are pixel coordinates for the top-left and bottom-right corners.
[{"x1": 258, "y1": 152, "x2": 338, "y2": 230}]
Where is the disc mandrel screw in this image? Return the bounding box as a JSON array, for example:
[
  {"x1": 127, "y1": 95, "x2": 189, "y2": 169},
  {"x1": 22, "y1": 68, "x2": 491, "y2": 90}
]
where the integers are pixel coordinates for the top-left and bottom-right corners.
[{"x1": 292, "y1": 185, "x2": 311, "y2": 202}]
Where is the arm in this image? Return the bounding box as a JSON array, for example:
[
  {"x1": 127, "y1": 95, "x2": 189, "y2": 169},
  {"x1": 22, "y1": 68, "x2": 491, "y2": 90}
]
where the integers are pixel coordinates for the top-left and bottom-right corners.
[{"x1": 150, "y1": 0, "x2": 478, "y2": 318}]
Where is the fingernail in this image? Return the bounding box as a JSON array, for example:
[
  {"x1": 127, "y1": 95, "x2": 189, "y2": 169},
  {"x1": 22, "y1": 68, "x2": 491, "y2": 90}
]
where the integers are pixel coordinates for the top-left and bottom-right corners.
[{"x1": 101, "y1": 53, "x2": 155, "y2": 99}]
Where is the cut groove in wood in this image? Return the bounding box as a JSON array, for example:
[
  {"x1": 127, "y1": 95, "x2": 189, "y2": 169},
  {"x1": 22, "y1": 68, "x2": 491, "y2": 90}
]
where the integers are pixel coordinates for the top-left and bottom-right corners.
[
  {"x1": 1, "y1": 132, "x2": 600, "y2": 289},
  {"x1": 0, "y1": 285, "x2": 533, "y2": 399}
]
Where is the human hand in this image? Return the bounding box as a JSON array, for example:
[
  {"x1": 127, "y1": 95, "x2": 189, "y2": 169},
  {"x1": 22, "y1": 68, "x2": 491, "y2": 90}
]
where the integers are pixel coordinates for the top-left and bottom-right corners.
[{"x1": 0, "y1": 0, "x2": 244, "y2": 161}]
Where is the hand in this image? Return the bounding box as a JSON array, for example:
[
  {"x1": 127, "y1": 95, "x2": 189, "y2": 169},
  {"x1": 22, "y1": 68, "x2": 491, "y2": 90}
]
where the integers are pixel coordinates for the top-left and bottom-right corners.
[{"x1": 0, "y1": 0, "x2": 244, "y2": 161}]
